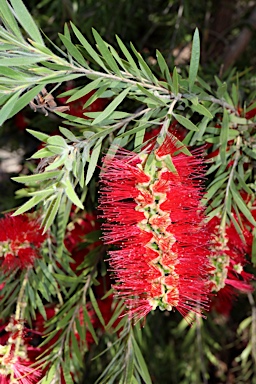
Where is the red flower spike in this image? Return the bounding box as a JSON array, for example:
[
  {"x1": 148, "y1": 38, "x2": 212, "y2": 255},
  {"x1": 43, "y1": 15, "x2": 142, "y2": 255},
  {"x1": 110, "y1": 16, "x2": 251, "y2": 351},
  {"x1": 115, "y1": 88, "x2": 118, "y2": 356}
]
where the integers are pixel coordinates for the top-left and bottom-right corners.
[
  {"x1": 0, "y1": 214, "x2": 47, "y2": 272},
  {"x1": 208, "y1": 215, "x2": 254, "y2": 297},
  {"x1": 0, "y1": 356, "x2": 41, "y2": 384},
  {"x1": 99, "y1": 135, "x2": 211, "y2": 321}
]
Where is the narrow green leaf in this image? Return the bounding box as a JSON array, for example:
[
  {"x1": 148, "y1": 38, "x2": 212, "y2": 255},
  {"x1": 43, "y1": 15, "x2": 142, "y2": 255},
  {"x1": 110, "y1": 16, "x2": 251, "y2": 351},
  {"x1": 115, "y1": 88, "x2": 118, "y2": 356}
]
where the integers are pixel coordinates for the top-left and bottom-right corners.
[
  {"x1": 124, "y1": 338, "x2": 134, "y2": 384},
  {"x1": 83, "y1": 306, "x2": 98, "y2": 344},
  {"x1": 35, "y1": 292, "x2": 47, "y2": 320},
  {"x1": 172, "y1": 67, "x2": 179, "y2": 95},
  {"x1": 59, "y1": 33, "x2": 88, "y2": 66},
  {"x1": 9, "y1": 0, "x2": 44, "y2": 44},
  {"x1": 0, "y1": 2, "x2": 23, "y2": 40},
  {"x1": 116, "y1": 35, "x2": 141, "y2": 78},
  {"x1": 191, "y1": 103, "x2": 213, "y2": 118},
  {"x1": 0, "y1": 54, "x2": 43, "y2": 66},
  {"x1": 61, "y1": 361, "x2": 73, "y2": 384},
  {"x1": 217, "y1": 82, "x2": 227, "y2": 99},
  {"x1": 109, "y1": 45, "x2": 128, "y2": 72},
  {"x1": 70, "y1": 331, "x2": 84, "y2": 367},
  {"x1": 133, "y1": 338, "x2": 152, "y2": 384},
  {"x1": 134, "y1": 127, "x2": 146, "y2": 147},
  {"x1": 220, "y1": 108, "x2": 229, "y2": 163},
  {"x1": 189, "y1": 28, "x2": 200, "y2": 90},
  {"x1": 59, "y1": 127, "x2": 79, "y2": 142},
  {"x1": 231, "y1": 185, "x2": 256, "y2": 227},
  {"x1": 67, "y1": 78, "x2": 102, "y2": 103},
  {"x1": 92, "y1": 29, "x2": 121, "y2": 75},
  {"x1": 64, "y1": 178, "x2": 84, "y2": 209},
  {"x1": 86, "y1": 137, "x2": 102, "y2": 185},
  {"x1": 203, "y1": 176, "x2": 228, "y2": 204},
  {"x1": 12, "y1": 170, "x2": 61, "y2": 183},
  {"x1": 164, "y1": 155, "x2": 178, "y2": 173},
  {"x1": 27, "y1": 129, "x2": 50, "y2": 142},
  {"x1": 83, "y1": 83, "x2": 109, "y2": 109},
  {"x1": 156, "y1": 50, "x2": 172, "y2": 87},
  {"x1": 173, "y1": 113, "x2": 198, "y2": 131},
  {"x1": 0, "y1": 91, "x2": 20, "y2": 125},
  {"x1": 130, "y1": 42, "x2": 156, "y2": 83},
  {"x1": 136, "y1": 84, "x2": 167, "y2": 106},
  {"x1": 70, "y1": 22, "x2": 108, "y2": 71},
  {"x1": 42, "y1": 192, "x2": 62, "y2": 231},
  {"x1": 12, "y1": 191, "x2": 53, "y2": 216},
  {"x1": 91, "y1": 87, "x2": 130, "y2": 126},
  {"x1": 89, "y1": 288, "x2": 105, "y2": 327}
]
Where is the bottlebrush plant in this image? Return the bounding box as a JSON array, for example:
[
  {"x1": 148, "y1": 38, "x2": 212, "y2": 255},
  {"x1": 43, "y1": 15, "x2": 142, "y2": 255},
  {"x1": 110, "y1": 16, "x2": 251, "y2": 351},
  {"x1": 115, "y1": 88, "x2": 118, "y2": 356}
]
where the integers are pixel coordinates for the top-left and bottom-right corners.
[{"x1": 0, "y1": 1, "x2": 255, "y2": 383}]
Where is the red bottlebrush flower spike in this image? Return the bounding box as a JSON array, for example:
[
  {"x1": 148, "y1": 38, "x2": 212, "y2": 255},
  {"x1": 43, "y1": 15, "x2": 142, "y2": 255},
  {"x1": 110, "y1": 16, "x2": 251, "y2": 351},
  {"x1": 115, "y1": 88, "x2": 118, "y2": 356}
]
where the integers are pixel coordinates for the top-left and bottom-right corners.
[
  {"x1": 99, "y1": 135, "x2": 211, "y2": 321},
  {"x1": 208, "y1": 215, "x2": 254, "y2": 295},
  {"x1": 0, "y1": 214, "x2": 47, "y2": 271}
]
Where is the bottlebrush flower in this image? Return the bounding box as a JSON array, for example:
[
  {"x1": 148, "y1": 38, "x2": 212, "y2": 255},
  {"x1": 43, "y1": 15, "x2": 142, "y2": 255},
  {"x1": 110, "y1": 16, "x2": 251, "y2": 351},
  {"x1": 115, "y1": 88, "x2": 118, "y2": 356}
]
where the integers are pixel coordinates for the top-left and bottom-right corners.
[
  {"x1": 0, "y1": 354, "x2": 41, "y2": 384},
  {"x1": 99, "y1": 135, "x2": 211, "y2": 321},
  {"x1": 0, "y1": 214, "x2": 47, "y2": 271},
  {"x1": 0, "y1": 317, "x2": 41, "y2": 384},
  {"x1": 208, "y1": 215, "x2": 254, "y2": 297}
]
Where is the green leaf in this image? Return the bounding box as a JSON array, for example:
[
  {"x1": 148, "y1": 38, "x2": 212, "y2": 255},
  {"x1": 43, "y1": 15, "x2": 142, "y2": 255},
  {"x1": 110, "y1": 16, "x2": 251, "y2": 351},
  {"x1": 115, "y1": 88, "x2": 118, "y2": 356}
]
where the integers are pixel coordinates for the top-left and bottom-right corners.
[
  {"x1": 30, "y1": 147, "x2": 54, "y2": 159},
  {"x1": 216, "y1": 82, "x2": 227, "y2": 99},
  {"x1": 203, "y1": 176, "x2": 228, "y2": 204},
  {"x1": 219, "y1": 108, "x2": 229, "y2": 163},
  {"x1": 0, "y1": 1, "x2": 23, "y2": 40},
  {"x1": 83, "y1": 306, "x2": 98, "y2": 345},
  {"x1": 173, "y1": 113, "x2": 198, "y2": 131},
  {"x1": 156, "y1": 50, "x2": 172, "y2": 87},
  {"x1": 27, "y1": 129, "x2": 51, "y2": 142},
  {"x1": 116, "y1": 35, "x2": 141, "y2": 78},
  {"x1": 124, "y1": 338, "x2": 134, "y2": 384},
  {"x1": 58, "y1": 127, "x2": 79, "y2": 143},
  {"x1": 191, "y1": 103, "x2": 213, "y2": 118},
  {"x1": 230, "y1": 185, "x2": 256, "y2": 227},
  {"x1": 136, "y1": 84, "x2": 168, "y2": 106},
  {"x1": 70, "y1": 22, "x2": 108, "y2": 71},
  {"x1": 164, "y1": 155, "x2": 178, "y2": 174},
  {"x1": 0, "y1": 55, "x2": 44, "y2": 66},
  {"x1": 9, "y1": 0, "x2": 44, "y2": 44},
  {"x1": 42, "y1": 192, "x2": 62, "y2": 232},
  {"x1": 91, "y1": 87, "x2": 130, "y2": 125},
  {"x1": 92, "y1": 29, "x2": 121, "y2": 76},
  {"x1": 133, "y1": 338, "x2": 152, "y2": 384},
  {"x1": 58, "y1": 33, "x2": 88, "y2": 67},
  {"x1": 47, "y1": 135, "x2": 68, "y2": 147},
  {"x1": 189, "y1": 28, "x2": 200, "y2": 90},
  {"x1": 89, "y1": 288, "x2": 105, "y2": 327},
  {"x1": 0, "y1": 91, "x2": 20, "y2": 126},
  {"x1": 64, "y1": 178, "x2": 84, "y2": 209},
  {"x1": 130, "y1": 42, "x2": 156, "y2": 83},
  {"x1": 12, "y1": 190, "x2": 53, "y2": 216},
  {"x1": 70, "y1": 331, "x2": 84, "y2": 367},
  {"x1": 67, "y1": 78, "x2": 102, "y2": 103},
  {"x1": 86, "y1": 137, "x2": 102, "y2": 185},
  {"x1": 12, "y1": 170, "x2": 61, "y2": 183},
  {"x1": 134, "y1": 127, "x2": 146, "y2": 147},
  {"x1": 172, "y1": 67, "x2": 179, "y2": 95}
]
